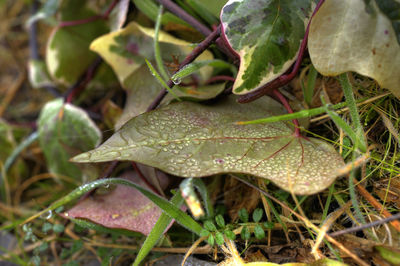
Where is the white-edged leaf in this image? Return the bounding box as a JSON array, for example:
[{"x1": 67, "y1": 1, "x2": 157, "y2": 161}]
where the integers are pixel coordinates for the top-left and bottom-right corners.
[{"x1": 221, "y1": 0, "x2": 312, "y2": 95}]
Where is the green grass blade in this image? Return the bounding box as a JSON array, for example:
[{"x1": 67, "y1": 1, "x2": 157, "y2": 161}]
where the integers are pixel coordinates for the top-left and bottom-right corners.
[
  {"x1": 191, "y1": 178, "x2": 214, "y2": 218},
  {"x1": 154, "y1": 5, "x2": 170, "y2": 81},
  {"x1": 70, "y1": 218, "x2": 141, "y2": 237},
  {"x1": 22, "y1": 178, "x2": 202, "y2": 235},
  {"x1": 236, "y1": 101, "x2": 348, "y2": 125},
  {"x1": 339, "y1": 73, "x2": 367, "y2": 152},
  {"x1": 171, "y1": 59, "x2": 237, "y2": 83},
  {"x1": 1, "y1": 131, "x2": 39, "y2": 202},
  {"x1": 133, "y1": 192, "x2": 184, "y2": 266},
  {"x1": 321, "y1": 183, "x2": 335, "y2": 222},
  {"x1": 322, "y1": 103, "x2": 363, "y2": 152},
  {"x1": 263, "y1": 196, "x2": 288, "y2": 233},
  {"x1": 145, "y1": 59, "x2": 181, "y2": 101},
  {"x1": 303, "y1": 65, "x2": 318, "y2": 106}
]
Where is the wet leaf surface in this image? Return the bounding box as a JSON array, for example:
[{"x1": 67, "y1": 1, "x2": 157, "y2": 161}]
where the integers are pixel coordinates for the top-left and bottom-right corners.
[
  {"x1": 221, "y1": 0, "x2": 311, "y2": 95},
  {"x1": 73, "y1": 96, "x2": 344, "y2": 195},
  {"x1": 308, "y1": 0, "x2": 400, "y2": 98},
  {"x1": 38, "y1": 98, "x2": 101, "y2": 180},
  {"x1": 65, "y1": 171, "x2": 169, "y2": 235}
]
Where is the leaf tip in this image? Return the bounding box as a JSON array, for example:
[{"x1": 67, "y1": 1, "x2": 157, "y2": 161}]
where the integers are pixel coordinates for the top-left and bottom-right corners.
[{"x1": 70, "y1": 152, "x2": 91, "y2": 163}]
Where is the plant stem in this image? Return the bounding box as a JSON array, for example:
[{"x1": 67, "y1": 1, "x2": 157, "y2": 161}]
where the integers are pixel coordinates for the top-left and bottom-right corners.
[
  {"x1": 0, "y1": 131, "x2": 39, "y2": 203},
  {"x1": 272, "y1": 90, "x2": 301, "y2": 137},
  {"x1": 155, "y1": 0, "x2": 238, "y2": 61},
  {"x1": 154, "y1": 5, "x2": 170, "y2": 81},
  {"x1": 146, "y1": 26, "x2": 221, "y2": 111},
  {"x1": 339, "y1": 73, "x2": 367, "y2": 152},
  {"x1": 354, "y1": 178, "x2": 400, "y2": 232},
  {"x1": 237, "y1": 0, "x2": 326, "y2": 103},
  {"x1": 59, "y1": 0, "x2": 119, "y2": 27},
  {"x1": 155, "y1": 0, "x2": 211, "y2": 36},
  {"x1": 329, "y1": 212, "x2": 400, "y2": 237},
  {"x1": 205, "y1": 75, "x2": 236, "y2": 84},
  {"x1": 64, "y1": 57, "x2": 103, "y2": 103},
  {"x1": 29, "y1": 0, "x2": 39, "y2": 60}
]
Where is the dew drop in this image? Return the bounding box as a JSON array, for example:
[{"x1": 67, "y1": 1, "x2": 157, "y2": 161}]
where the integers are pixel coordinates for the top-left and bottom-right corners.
[
  {"x1": 172, "y1": 77, "x2": 182, "y2": 85},
  {"x1": 41, "y1": 210, "x2": 53, "y2": 220}
]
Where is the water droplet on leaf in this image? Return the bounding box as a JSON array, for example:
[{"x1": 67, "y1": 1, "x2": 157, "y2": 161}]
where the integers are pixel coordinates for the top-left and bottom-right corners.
[{"x1": 172, "y1": 77, "x2": 181, "y2": 85}]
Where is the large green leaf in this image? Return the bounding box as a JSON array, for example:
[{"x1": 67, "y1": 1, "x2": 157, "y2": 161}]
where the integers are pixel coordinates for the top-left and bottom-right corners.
[
  {"x1": 38, "y1": 99, "x2": 101, "y2": 180},
  {"x1": 46, "y1": 0, "x2": 109, "y2": 85},
  {"x1": 72, "y1": 96, "x2": 344, "y2": 195},
  {"x1": 220, "y1": 0, "x2": 312, "y2": 95},
  {"x1": 308, "y1": 0, "x2": 400, "y2": 98}
]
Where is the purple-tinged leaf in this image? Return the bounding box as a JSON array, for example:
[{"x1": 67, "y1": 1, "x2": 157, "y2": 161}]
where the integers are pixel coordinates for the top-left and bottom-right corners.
[{"x1": 65, "y1": 171, "x2": 169, "y2": 235}]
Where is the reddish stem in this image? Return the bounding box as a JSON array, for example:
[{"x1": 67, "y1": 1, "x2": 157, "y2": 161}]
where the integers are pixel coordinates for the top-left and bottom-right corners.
[
  {"x1": 64, "y1": 57, "x2": 103, "y2": 103},
  {"x1": 237, "y1": 0, "x2": 325, "y2": 104},
  {"x1": 59, "y1": 0, "x2": 119, "y2": 28},
  {"x1": 155, "y1": 0, "x2": 238, "y2": 61},
  {"x1": 155, "y1": 0, "x2": 211, "y2": 36},
  {"x1": 205, "y1": 75, "x2": 236, "y2": 84},
  {"x1": 131, "y1": 162, "x2": 160, "y2": 195},
  {"x1": 272, "y1": 89, "x2": 301, "y2": 137},
  {"x1": 146, "y1": 26, "x2": 221, "y2": 111}
]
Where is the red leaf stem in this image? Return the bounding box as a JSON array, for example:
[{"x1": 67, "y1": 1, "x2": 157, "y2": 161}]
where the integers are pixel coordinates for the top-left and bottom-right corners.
[
  {"x1": 59, "y1": 0, "x2": 120, "y2": 28},
  {"x1": 146, "y1": 26, "x2": 221, "y2": 111},
  {"x1": 272, "y1": 90, "x2": 301, "y2": 137}
]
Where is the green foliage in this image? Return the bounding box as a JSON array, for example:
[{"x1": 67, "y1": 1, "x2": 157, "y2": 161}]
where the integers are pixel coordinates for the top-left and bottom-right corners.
[
  {"x1": 238, "y1": 208, "x2": 249, "y2": 223},
  {"x1": 8, "y1": 0, "x2": 400, "y2": 264},
  {"x1": 252, "y1": 208, "x2": 263, "y2": 223},
  {"x1": 253, "y1": 224, "x2": 265, "y2": 239},
  {"x1": 133, "y1": 192, "x2": 184, "y2": 266},
  {"x1": 204, "y1": 220, "x2": 217, "y2": 231},
  {"x1": 215, "y1": 214, "x2": 225, "y2": 228},
  {"x1": 240, "y1": 225, "x2": 250, "y2": 240}
]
